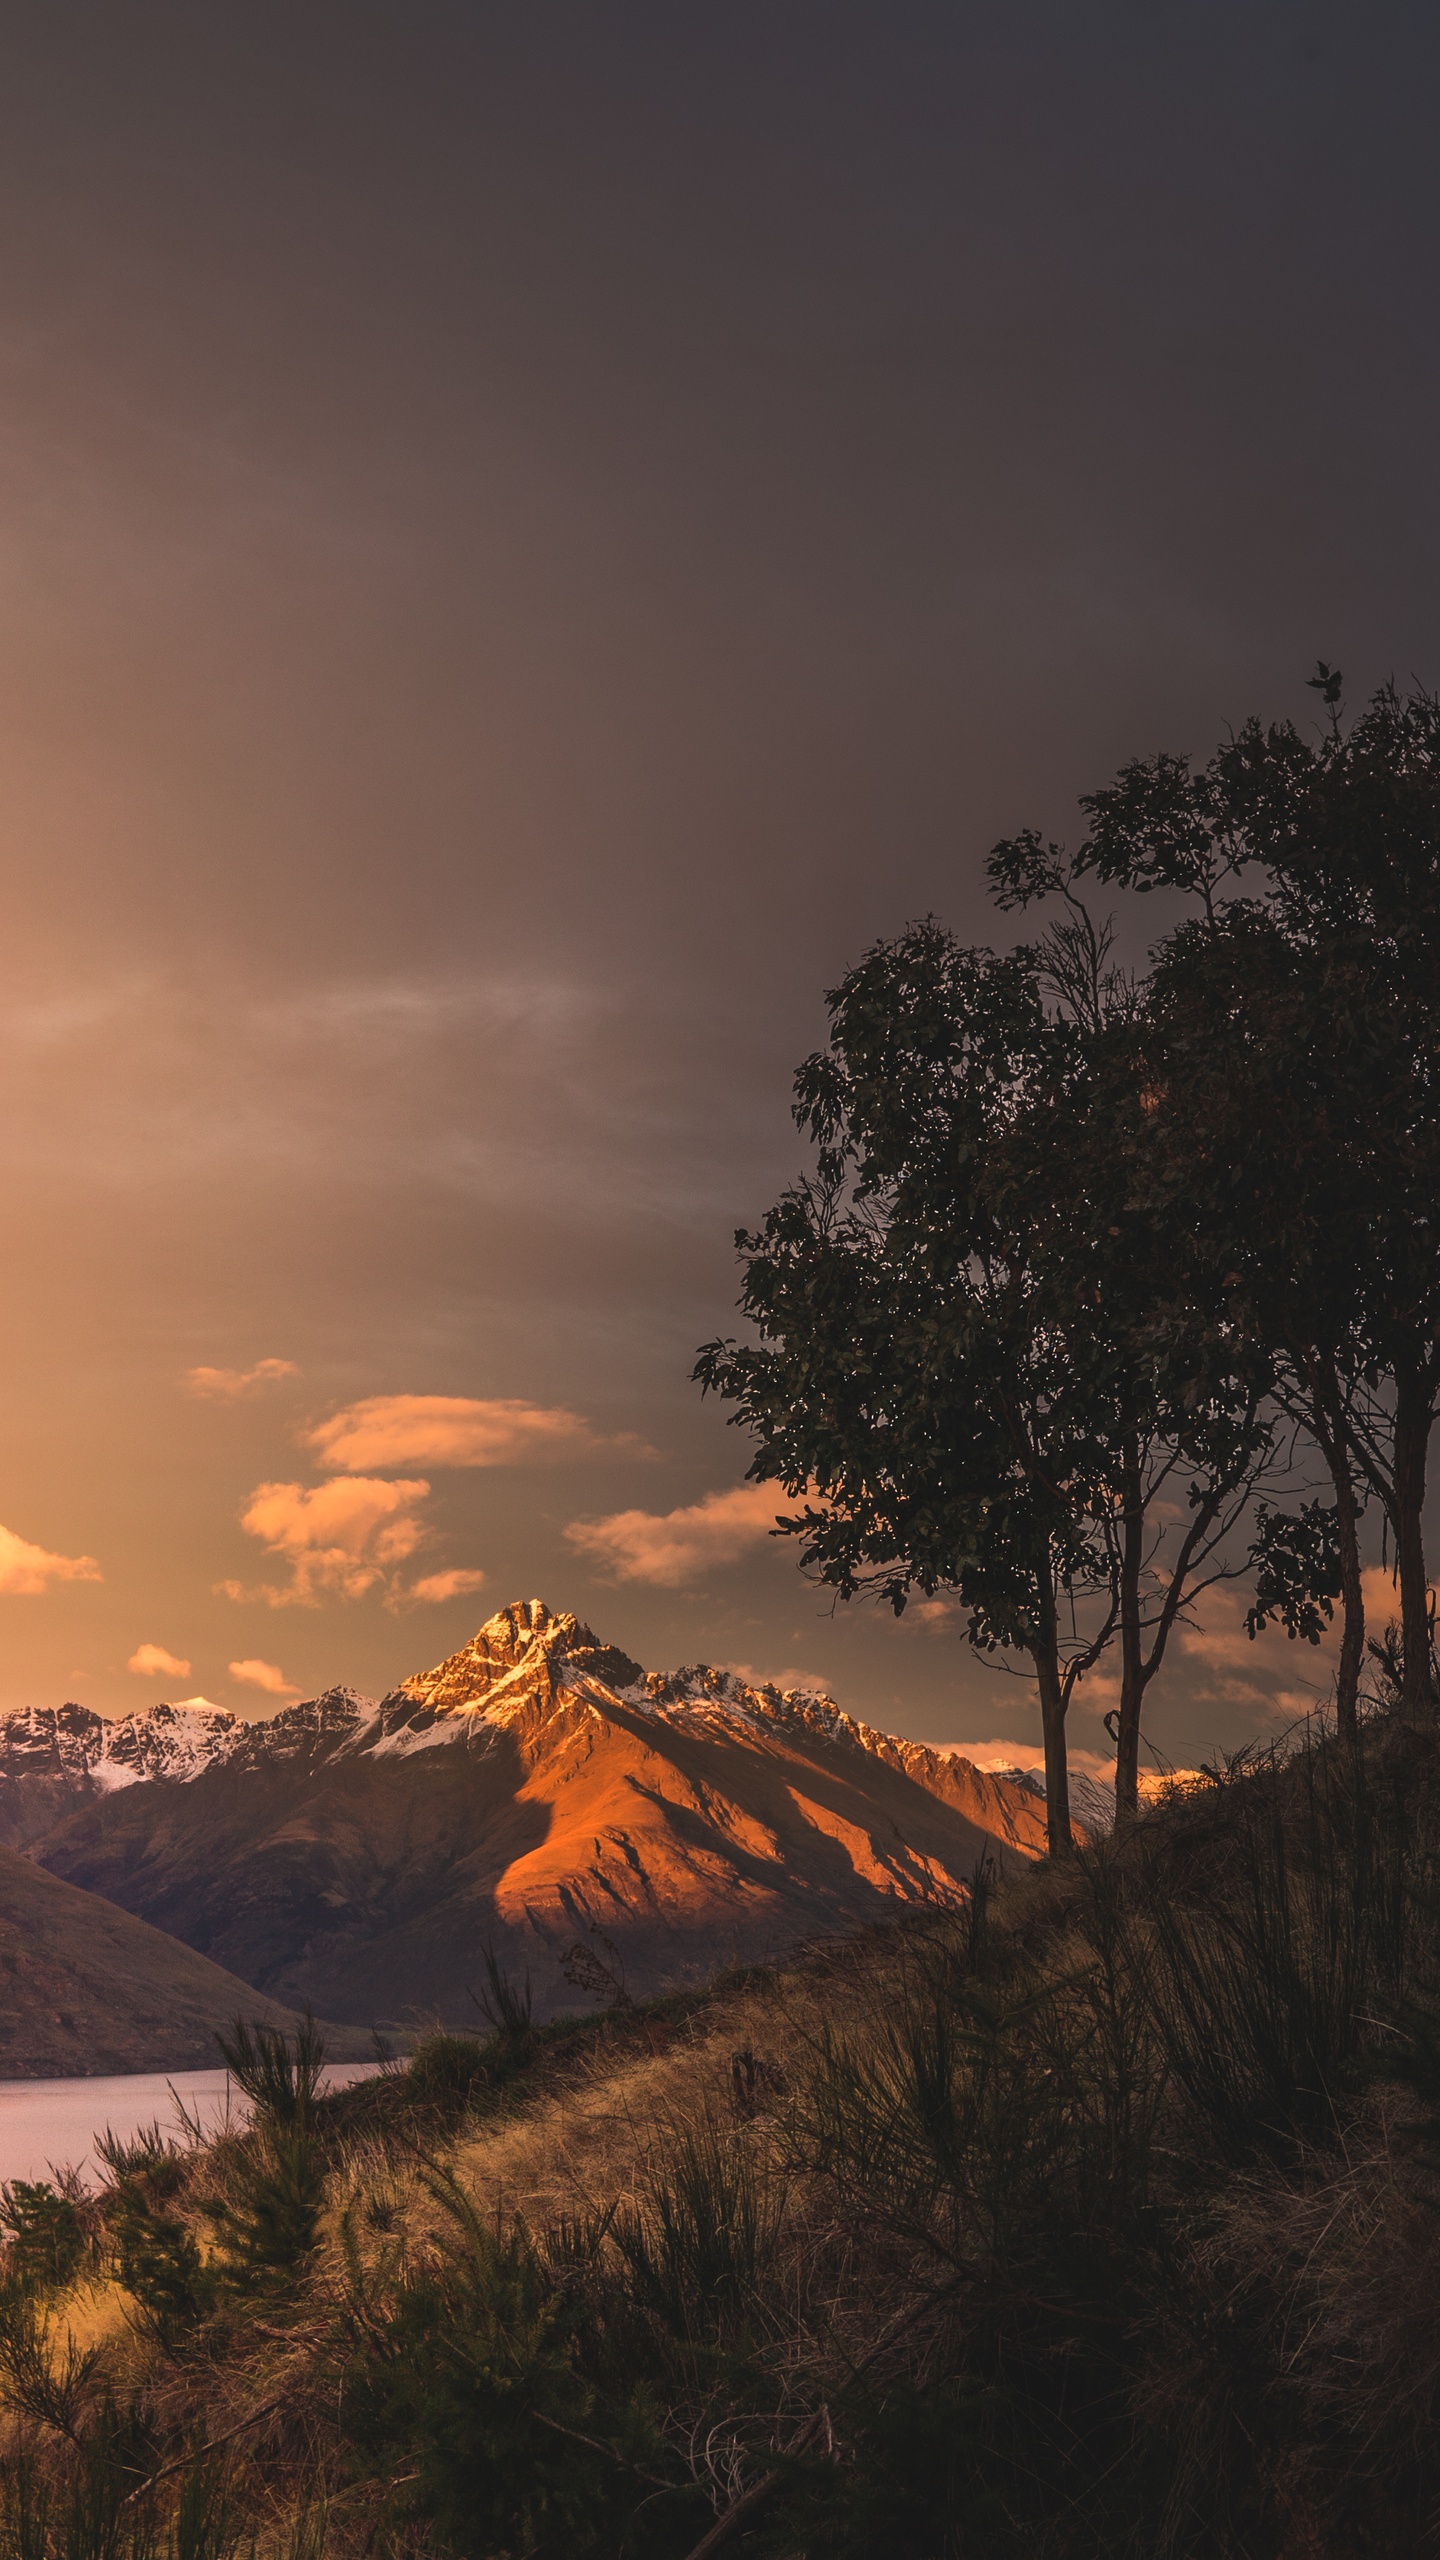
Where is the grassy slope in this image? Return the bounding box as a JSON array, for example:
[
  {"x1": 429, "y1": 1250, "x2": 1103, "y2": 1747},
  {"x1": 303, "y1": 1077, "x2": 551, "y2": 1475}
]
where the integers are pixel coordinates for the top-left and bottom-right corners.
[
  {"x1": 4, "y1": 1718, "x2": 1440, "y2": 2557},
  {"x1": 0, "y1": 1841, "x2": 373, "y2": 2074}
]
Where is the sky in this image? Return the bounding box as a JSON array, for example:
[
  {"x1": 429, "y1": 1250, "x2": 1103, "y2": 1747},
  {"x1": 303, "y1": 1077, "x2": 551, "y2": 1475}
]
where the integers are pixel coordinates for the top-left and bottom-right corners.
[{"x1": 0, "y1": 0, "x2": 1435, "y2": 1772}]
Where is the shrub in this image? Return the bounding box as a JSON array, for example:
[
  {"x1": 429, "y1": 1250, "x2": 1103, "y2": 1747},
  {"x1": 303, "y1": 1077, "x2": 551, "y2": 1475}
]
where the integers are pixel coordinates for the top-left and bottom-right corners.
[
  {"x1": 405, "y1": 2033, "x2": 490, "y2": 2110},
  {"x1": 0, "y1": 2186, "x2": 87, "y2": 2296},
  {"x1": 338, "y1": 2177, "x2": 689, "y2": 2558},
  {"x1": 610, "y1": 2115, "x2": 785, "y2": 2344}
]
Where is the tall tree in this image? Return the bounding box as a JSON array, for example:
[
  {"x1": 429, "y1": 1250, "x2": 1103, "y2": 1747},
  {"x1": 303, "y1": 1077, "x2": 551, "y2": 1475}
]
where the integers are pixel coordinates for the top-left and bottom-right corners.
[
  {"x1": 698, "y1": 921, "x2": 1269, "y2": 1844},
  {"x1": 1028, "y1": 672, "x2": 1440, "y2": 1716},
  {"x1": 988, "y1": 851, "x2": 1272, "y2": 1812}
]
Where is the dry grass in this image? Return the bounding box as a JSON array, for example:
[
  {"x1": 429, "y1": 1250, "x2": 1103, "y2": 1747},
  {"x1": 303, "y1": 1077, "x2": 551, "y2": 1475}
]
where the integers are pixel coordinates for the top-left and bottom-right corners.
[{"x1": 2, "y1": 1731, "x2": 1440, "y2": 2556}]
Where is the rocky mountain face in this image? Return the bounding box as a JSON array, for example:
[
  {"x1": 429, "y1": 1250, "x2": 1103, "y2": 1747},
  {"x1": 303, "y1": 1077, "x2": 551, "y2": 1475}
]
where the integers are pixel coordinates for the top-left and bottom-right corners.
[{"x1": 15, "y1": 1601, "x2": 1057, "y2": 2028}]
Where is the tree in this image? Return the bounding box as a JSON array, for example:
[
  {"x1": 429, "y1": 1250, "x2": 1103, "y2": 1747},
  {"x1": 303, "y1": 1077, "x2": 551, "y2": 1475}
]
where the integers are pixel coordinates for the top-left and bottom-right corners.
[
  {"x1": 698, "y1": 922, "x2": 1270, "y2": 1845},
  {"x1": 1027, "y1": 673, "x2": 1440, "y2": 1716},
  {"x1": 987, "y1": 850, "x2": 1275, "y2": 1814},
  {"x1": 1140, "y1": 905, "x2": 1371, "y2": 1737}
]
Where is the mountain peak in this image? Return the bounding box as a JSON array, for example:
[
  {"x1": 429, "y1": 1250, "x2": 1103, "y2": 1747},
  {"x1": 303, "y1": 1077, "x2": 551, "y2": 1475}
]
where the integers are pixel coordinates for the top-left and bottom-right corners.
[{"x1": 397, "y1": 1598, "x2": 643, "y2": 1713}]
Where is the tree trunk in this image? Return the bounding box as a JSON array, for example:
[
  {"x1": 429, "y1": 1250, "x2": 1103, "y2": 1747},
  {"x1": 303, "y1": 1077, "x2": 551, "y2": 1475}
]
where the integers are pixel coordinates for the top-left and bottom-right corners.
[
  {"x1": 1333, "y1": 1451, "x2": 1365, "y2": 1743},
  {"x1": 1034, "y1": 1644, "x2": 1073, "y2": 1857},
  {"x1": 1313, "y1": 1358, "x2": 1363, "y2": 1745},
  {"x1": 1393, "y1": 1359, "x2": 1435, "y2": 1719},
  {"x1": 1113, "y1": 1436, "x2": 1145, "y2": 1827}
]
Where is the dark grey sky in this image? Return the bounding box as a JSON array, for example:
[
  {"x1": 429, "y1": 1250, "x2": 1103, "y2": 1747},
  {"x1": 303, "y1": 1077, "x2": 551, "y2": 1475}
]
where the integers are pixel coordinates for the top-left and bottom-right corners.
[{"x1": 0, "y1": 2, "x2": 1432, "y2": 1771}]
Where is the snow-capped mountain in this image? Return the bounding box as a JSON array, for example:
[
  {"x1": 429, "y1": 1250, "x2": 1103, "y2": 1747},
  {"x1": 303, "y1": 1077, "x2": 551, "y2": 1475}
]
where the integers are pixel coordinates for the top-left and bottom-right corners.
[
  {"x1": 16, "y1": 1602, "x2": 1067, "y2": 2026},
  {"x1": 0, "y1": 1691, "x2": 376, "y2": 1844}
]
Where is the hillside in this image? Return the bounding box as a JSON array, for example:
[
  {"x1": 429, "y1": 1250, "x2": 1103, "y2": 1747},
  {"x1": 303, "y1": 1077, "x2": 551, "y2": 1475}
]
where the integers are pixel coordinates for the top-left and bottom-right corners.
[
  {"x1": 2, "y1": 1712, "x2": 1435, "y2": 2559},
  {"x1": 16, "y1": 1602, "x2": 1054, "y2": 2025},
  {"x1": 0, "y1": 1840, "x2": 367, "y2": 2076}
]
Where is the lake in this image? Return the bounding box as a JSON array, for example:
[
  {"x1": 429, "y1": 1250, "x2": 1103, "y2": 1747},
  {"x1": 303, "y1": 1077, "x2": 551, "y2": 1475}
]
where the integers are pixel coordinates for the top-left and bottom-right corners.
[{"x1": 0, "y1": 2063, "x2": 381, "y2": 2189}]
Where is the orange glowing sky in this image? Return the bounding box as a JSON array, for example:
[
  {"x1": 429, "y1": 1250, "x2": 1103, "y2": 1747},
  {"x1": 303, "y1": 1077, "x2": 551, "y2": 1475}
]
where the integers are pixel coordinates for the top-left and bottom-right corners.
[{"x1": 0, "y1": 3, "x2": 1433, "y2": 1766}]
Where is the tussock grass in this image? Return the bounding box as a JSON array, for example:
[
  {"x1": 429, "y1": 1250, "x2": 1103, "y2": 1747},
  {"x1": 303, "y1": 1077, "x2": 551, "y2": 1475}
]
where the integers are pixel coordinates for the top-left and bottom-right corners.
[{"x1": 2, "y1": 1720, "x2": 1440, "y2": 2554}]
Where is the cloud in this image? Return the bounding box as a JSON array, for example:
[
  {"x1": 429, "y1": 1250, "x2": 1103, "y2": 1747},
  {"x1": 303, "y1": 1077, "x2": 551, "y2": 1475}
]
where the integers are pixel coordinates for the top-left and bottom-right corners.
[
  {"x1": 127, "y1": 1642, "x2": 192, "y2": 1680},
  {"x1": 0, "y1": 1525, "x2": 102, "y2": 1598},
  {"x1": 564, "y1": 1481, "x2": 794, "y2": 1588},
  {"x1": 228, "y1": 1657, "x2": 302, "y2": 1700},
  {"x1": 1174, "y1": 1582, "x2": 1336, "y2": 1721},
  {"x1": 225, "y1": 1476, "x2": 432, "y2": 1607},
  {"x1": 718, "y1": 1659, "x2": 832, "y2": 1697},
  {"x1": 1360, "y1": 1563, "x2": 1438, "y2": 1623},
  {"x1": 303, "y1": 1393, "x2": 648, "y2": 1473},
  {"x1": 910, "y1": 1595, "x2": 963, "y2": 1629},
  {"x1": 186, "y1": 1358, "x2": 300, "y2": 1402},
  {"x1": 399, "y1": 1567, "x2": 488, "y2": 1607},
  {"x1": 945, "y1": 1737, "x2": 1117, "y2": 1783}
]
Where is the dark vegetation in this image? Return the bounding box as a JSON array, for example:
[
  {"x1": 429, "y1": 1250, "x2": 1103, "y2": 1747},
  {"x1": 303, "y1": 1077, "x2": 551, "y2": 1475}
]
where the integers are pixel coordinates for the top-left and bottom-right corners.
[{"x1": 699, "y1": 669, "x2": 1440, "y2": 1836}]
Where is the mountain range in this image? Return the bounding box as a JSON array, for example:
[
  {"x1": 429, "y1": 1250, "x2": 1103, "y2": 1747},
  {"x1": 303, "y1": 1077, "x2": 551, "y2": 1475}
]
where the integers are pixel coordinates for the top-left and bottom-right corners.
[{"x1": 2, "y1": 1602, "x2": 1057, "y2": 2030}]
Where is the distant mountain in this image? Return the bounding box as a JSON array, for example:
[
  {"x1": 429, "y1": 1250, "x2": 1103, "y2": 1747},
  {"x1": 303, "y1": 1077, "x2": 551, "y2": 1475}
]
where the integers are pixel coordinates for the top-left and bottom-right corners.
[
  {"x1": 0, "y1": 1839, "x2": 365, "y2": 2078},
  {"x1": 0, "y1": 1693, "x2": 374, "y2": 1847},
  {"x1": 991, "y1": 1762, "x2": 1115, "y2": 1835},
  {"x1": 19, "y1": 1602, "x2": 1059, "y2": 2027}
]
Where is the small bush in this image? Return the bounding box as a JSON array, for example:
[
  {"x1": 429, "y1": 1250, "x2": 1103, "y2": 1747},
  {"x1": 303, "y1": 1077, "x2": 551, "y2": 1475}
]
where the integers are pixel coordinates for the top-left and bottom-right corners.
[
  {"x1": 339, "y1": 2178, "x2": 688, "y2": 2558},
  {"x1": 215, "y1": 2016, "x2": 325, "y2": 2130},
  {"x1": 109, "y1": 2191, "x2": 216, "y2": 2349},
  {"x1": 0, "y1": 2187, "x2": 87, "y2": 2296},
  {"x1": 205, "y1": 2122, "x2": 326, "y2": 2296},
  {"x1": 611, "y1": 2116, "x2": 785, "y2": 2343},
  {"x1": 471, "y1": 1949, "x2": 535, "y2": 2066},
  {"x1": 406, "y1": 2034, "x2": 490, "y2": 2110}
]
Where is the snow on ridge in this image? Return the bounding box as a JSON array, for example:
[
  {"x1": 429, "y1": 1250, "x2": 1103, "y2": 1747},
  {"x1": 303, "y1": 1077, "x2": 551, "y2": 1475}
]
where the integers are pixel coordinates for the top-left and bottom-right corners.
[{"x1": 0, "y1": 1688, "x2": 382, "y2": 1792}]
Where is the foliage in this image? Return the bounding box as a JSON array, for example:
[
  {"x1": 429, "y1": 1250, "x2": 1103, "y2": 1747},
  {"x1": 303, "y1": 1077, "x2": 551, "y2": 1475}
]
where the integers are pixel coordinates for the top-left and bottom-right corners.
[
  {"x1": 405, "y1": 2032, "x2": 491, "y2": 2109},
  {"x1": 338, "y1": 2178, "x2": 691, "y2": 2557},
  {"x1": 610, "y1": 2114, "x2": 785, "y2": 2342},
  {"x1": 471, "y1": 1948, "x2": 536, "y2": 2063},
  {"x1": 214, "y1": 2016, "x2": 325, "y2": 2130},
  {"x1": 1244, "y1": 1499, "x2": 1343, "y2": 1645},
  {"x1": 0, "y1": 2189, "x2": 87, "y2": 2296},
  {"x1": 109, "y1": 2193, "x2": 215, "y2": 2350},
  {"x1": 698, "y1": 917, "x2": 1272, "y2": 1835},
  {"x1": 1050, "y1": 673, "x2": 1440, "y2": 1715}
]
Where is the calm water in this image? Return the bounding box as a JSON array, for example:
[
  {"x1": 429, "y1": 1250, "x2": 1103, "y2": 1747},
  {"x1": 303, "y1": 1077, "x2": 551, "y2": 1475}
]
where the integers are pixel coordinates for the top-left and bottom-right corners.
[{"x1": 0, "y1": 2064, "x2": 380, "y2": 2189}]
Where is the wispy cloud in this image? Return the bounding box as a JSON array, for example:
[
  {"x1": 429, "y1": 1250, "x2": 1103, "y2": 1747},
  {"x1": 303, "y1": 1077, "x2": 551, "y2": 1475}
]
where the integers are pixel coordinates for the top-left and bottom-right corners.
[
  {"x1": 564, "y1": 1482, "x2": 793, "y2": 1588},
  {"x1": 1174, "y1": 1581, "x2": 1337, "y2": 1721},
  {"x1": 186, "y1": 1358, "x2": 300, "y2": 1403},
  {"x1": 222, "y1": 1476, "x2": 432, "y2": 1607},
  {"x1": 400, "y1": 1567, "x2": 488, "y2": 1607},
  {"x1": 304, "y1": 1393, "x2": 648, "y2": 1473},
  {"x1": 0, "y1": 1525, "x2": 102, "y2": 1598},
  {"x1": 127, "y1": 1642, "x2": 191, "y2": 1680},
  {"x1": 228, "y1": 1657, "x2": 301, "y2": 1701}
]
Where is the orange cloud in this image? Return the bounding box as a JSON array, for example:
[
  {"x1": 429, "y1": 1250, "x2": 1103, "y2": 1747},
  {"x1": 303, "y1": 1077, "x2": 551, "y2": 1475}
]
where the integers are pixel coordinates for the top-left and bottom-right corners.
[
  {"x1": 304, "y1": 1393, "x2": 646, "y2": 1473},
  {"x1": 564, "y1": 1481, "x2": 792, "y2": 1588},
  {"x1": 127, "y1": 1642, "x2": 191, "y2": 1680},
  {"x1": 186, "y1": 1358, "x2": 300, "y2": 1403},
  {"x1": 0, "y1": 1525, "x2": 102, "y2": 1598},
  {"x1": 228, "y1": 1657, "x2": 301, "y2": 1700},
  {"x1": 400, "y1": 1567, "x2": 488, "y2": 1607},
  {"x1": 1359, "y1": 1563, "x2": 1438, "y2": 1624},
  {"x1": 226, "y1": 1475, "x2": 431, "y2": 1607},
  {"x1": 1175, "y1": 1581, "x2": 1337, "y2": 1722}
]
